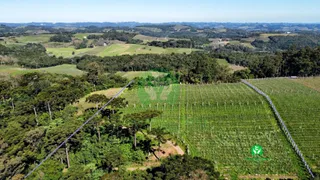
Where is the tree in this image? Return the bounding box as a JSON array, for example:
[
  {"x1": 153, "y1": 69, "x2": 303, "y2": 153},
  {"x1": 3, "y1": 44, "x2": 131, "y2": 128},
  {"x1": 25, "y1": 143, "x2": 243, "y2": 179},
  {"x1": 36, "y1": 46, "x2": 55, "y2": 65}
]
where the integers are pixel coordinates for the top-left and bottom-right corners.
[
  {"x1": 149, "y1": 155, "x2": 220, "y2": 180},
  {"x1": 123, "y1": 111, "x2": 161, "y2": 149},
  {"x1": 86, "y1": 62, "x2": 104, "y2": 85}
]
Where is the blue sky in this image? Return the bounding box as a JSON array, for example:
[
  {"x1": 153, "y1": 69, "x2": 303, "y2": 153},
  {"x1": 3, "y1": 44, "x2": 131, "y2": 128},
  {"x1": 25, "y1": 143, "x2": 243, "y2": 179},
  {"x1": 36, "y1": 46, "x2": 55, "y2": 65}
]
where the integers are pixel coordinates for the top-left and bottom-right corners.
[{"x1": 0, "y1": 0, "x2": 319, "y2": 23}]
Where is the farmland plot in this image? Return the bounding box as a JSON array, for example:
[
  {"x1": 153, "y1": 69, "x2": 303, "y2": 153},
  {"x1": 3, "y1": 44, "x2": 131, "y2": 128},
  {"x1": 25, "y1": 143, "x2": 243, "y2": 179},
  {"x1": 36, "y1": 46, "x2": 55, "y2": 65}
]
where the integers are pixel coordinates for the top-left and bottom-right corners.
[
  {"x1": 121, "y1": 83, "x2": 305, "y2": 178},
  {"x1": 249, "y1": 78, "x2": 320, "y2": 175}
]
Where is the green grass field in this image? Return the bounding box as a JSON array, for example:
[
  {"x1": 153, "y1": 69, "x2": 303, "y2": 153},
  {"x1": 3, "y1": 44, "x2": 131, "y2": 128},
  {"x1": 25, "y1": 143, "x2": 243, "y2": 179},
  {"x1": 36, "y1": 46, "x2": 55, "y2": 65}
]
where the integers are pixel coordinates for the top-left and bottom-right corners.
[
  {"x1": 47, "y1": 44, "x2": 197, "y2": 57},
  {"x1": 119, "y1": 83, "x2": 305, "y2": 178},
  {"x1": 0, "y1": 64, "x2": 85, "y2": 76},
  {"x1": 249, "y1": 78, "x2": 320, "y2": 175},
  {"x1": 0, "y1": 34, "x2": 54, "y2": 46},
  {"x1": 97, "y1": 44, "x2": 196, "y2": 56},
  {"x1": 216, "y1": 59, "x2": 229, "y2": 66},
  {"x1": 46, "y1": 47, "x2": 93, "y2": 57}
]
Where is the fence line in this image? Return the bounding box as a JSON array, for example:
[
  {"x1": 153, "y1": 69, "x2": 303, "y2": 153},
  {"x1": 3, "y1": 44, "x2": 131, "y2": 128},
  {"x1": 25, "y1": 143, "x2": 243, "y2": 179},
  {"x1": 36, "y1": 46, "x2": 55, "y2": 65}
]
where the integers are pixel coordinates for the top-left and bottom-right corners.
[{"x1": 241, "y1": 80, "x2": 315, "y2": 179}]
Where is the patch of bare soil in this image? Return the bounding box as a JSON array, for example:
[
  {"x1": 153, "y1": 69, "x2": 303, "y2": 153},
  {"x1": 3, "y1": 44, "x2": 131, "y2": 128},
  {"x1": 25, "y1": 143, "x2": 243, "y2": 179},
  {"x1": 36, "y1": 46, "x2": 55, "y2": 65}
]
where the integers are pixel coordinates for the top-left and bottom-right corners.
[
  {"x1": 149, "y1": 141, "x2": 184, "y2": 161},
  {"x1": 229, "y1": 64, "x2": 247, "y2": 72},
  {"x1": 126, "y1": 141, "x2": 184, "y2": 171}
]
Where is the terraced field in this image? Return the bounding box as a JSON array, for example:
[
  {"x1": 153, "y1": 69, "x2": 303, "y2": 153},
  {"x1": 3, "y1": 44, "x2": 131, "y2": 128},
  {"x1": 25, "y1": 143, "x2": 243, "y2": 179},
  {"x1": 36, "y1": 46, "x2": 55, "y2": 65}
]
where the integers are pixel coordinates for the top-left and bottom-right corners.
[
  {"x1": 120, "y1": 83, "x2": 306, "y2": 178},
  {"x1": 249, "y1": 78, "x2": 320, "y2": 175}
]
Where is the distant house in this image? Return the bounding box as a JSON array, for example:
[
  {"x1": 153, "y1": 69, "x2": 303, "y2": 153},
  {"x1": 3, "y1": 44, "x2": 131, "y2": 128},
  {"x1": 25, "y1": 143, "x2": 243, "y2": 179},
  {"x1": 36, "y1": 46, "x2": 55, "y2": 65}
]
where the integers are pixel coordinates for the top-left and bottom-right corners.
[{"x1": 0, "y1": 37, "x2": 5, "y2": 41}]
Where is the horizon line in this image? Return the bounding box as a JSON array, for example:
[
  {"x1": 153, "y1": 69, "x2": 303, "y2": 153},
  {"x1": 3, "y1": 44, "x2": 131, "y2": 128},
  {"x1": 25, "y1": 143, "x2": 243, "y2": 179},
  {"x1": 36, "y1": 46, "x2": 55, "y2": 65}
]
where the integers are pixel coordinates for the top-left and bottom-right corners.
[{"x1": 1, "y1": 21, "x2": 320, "y2": 24}]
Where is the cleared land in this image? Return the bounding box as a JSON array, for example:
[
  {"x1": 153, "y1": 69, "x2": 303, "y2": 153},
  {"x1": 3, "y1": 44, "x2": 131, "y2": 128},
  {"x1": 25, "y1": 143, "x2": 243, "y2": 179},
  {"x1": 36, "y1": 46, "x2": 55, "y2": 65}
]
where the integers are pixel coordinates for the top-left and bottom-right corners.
[
  {"x1": 46, "y1": 47, "x2": 92, "y2": 57},
  {"x1": 217, "y1": 58, "x2": 247, "y2": 72},
  {"x1": 47, "y1": 44, "x2": 197, "y2": 57},
  {"x1": 0, "y1": 34, "x2": 53, "y2": 45},
  {"x1": 74, "y1": 88, "x2": 122, "y2": 115},
  {"x1": 120, "y1": 83, "x2": 305, "y2": 178},
  {"x1": 116, "y1": 71, "x2": 167, "y2": 80},
  {"x1": 249, "y1": 78, "x2": 320, "y2": 175},
  {"x1": 292, "y1": 76, "x2": 320, "y2": 92},
  {"x1": 0, "y1": 64, "x2": 85, "y2": 76}
]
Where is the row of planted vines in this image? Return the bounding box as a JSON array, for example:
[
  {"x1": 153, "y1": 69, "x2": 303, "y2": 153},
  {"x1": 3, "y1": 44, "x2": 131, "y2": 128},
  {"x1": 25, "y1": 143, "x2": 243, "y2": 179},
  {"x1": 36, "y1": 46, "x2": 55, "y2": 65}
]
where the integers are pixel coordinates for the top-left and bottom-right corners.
[
  {"x1": 121, "y1": 83, "x2": 307, "y2": 178},
  {"x1": 249, "y1": 78, "x2": 320, "y2": 175}
]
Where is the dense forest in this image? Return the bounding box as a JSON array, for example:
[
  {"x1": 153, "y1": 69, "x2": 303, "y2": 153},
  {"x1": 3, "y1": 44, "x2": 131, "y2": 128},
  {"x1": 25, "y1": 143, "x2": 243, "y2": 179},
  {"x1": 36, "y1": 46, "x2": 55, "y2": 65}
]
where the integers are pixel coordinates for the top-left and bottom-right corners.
[
  {"x1": 251, "y1": 35, "x2": 320, "y2": 51},
  {"x1": 214, "y1": 46, "x2": 320, "y2": 77},
  {"x1": 49, "y1": 34, "x2": 73, "y2": 43}
]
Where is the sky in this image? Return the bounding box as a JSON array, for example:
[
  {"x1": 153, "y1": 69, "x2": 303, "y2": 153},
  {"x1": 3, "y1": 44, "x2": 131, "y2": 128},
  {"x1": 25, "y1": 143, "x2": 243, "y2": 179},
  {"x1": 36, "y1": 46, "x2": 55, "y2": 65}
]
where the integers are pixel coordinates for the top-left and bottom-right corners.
[{"x1": 0, "y1": 0, "x2": 319, "y2": 23}]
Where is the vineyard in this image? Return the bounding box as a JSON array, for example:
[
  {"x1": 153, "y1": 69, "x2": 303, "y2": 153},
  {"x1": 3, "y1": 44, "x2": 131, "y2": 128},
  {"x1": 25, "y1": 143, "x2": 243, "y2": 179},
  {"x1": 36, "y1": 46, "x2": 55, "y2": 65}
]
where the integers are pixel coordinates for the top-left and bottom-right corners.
[
  {"x1": 121, "y1": 83, "x2": 307, "y2": 178},
  {"x1": 249, "y1": 78, "x2": 320, "y2": 175}
]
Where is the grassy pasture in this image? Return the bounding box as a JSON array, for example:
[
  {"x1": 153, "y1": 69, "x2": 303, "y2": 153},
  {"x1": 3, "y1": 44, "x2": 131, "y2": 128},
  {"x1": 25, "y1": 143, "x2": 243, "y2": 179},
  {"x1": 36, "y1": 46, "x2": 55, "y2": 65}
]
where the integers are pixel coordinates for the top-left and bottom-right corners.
[
  {"x1": 46, "y1": 44, "x2": 197, "y2": 57},
  {"x1": 249, "y1": 78, "x2": 320, "y2": 175},
  {"x1": 46, "y1": 47, "x2": 93, "y2": 57},
  {"x1": 120, "y1": 83, "x2": 305, "y2": 178},
  {"x1": 74, "y1": 88, "x2": 122, "y2": 114},
  {"x1": 0, "y1": 34, "x2": 53, "y2": 45},
  {"x1": 0, "y1": 64, "x2": 85, "y2": 76},
  {"x1": 97, "y1": 44, "x2": 196, "y2": 56},
  {"x1": 15, "y1": 34, "x2": 53, "y2": 43}
]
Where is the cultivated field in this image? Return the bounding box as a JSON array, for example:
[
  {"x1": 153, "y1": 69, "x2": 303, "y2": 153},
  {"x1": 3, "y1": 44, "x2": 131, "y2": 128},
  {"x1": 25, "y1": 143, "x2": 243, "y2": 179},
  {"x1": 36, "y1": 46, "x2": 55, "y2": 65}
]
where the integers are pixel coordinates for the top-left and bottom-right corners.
[
  {"x1": 119, "y1": 83, "x2": 306, "y2": 178},
  {"x1": 249, "y1": 78, "x2": 320, "y2": 175}
]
